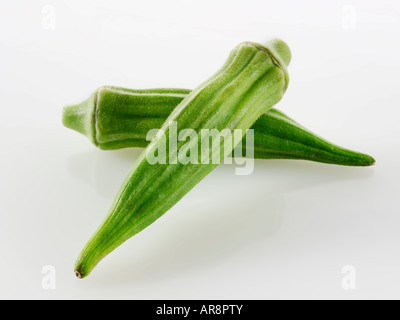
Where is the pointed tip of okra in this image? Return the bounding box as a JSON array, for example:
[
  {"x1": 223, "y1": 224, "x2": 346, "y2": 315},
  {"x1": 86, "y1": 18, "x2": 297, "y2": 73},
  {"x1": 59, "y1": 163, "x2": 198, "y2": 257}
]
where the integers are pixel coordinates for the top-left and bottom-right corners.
[
  {"x1": 262, "y1": 38, "x2": 292, "y2": 68},
  {"x1": 341, "y1": 145, "x2": 375, "y2": 166},
  {"x1": 62, "y1": 90, "x2": 98, "y2": 146},
  {"x1": 361, "y1": 154, "x2": 376, "y2": 167},
  {"x1": 74, "y1": 264, "x2": 90, "y2": 279},
  {"x1": 339, "y1": 151, "x2": 376, "y2": 167}
]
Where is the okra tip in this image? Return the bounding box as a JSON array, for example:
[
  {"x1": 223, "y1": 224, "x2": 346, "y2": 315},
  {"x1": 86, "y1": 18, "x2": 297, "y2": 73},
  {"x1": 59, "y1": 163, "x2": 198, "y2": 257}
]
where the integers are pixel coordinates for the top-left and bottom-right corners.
[
  {"x1": 345, "y1": 149, "x2": 376, "y2": 167},
  {"x1": 263, "y1": 38, "x2": 291, "y2": 68},
  {"x1": 62, "y1": 91, "x2": 97, "y2": 146},
  {"x1": 343, "y1": 152, "x2": 375, "y2": 167},
  {"x1": 75, "y1": 255, "x2": 97, "y2": 279},
  {"x1": 364, "y1": 154, "x2": 376, "y2": 166},
  {"x1": 74, "y1": 266, "x2": 90, "y2": 279}
]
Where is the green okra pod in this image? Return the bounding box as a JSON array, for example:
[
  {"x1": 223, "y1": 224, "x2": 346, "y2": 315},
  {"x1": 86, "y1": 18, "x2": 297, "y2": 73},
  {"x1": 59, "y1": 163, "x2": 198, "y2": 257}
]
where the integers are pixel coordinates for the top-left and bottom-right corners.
[
  {"x1": 63, "y1": 88, "x2": 375, "y2": 167},
  {"x1": 73, "y1": 39, "x2": 291, "y2": 278}
]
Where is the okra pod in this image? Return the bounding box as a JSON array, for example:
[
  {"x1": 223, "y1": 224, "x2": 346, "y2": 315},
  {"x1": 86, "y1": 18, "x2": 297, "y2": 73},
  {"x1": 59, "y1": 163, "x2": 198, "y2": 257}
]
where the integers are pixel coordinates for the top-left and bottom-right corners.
[
  {"x1": 63, "y1": 88, "x2": 375, "y2": 167},
  {"x1": 74, "y1": 39, "x2": 291, "y2": 278}
]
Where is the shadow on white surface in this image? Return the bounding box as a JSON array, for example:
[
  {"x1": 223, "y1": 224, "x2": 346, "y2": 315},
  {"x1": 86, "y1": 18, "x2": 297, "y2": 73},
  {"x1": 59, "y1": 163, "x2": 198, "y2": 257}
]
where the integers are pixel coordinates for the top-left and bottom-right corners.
[
  {"x1": 66, "y1": 148, "x2": 375, "y2": 285},
  {"x1": 67, "y1": 148, "x2": 144, "y2": 199}
]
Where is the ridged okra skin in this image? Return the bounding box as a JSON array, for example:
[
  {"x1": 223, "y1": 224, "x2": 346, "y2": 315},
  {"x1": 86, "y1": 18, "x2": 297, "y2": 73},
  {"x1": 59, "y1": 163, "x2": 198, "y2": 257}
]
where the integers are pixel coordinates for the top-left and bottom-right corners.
[
  {"x1": 64, "y1": 88, "x2": 375, "y2": 166},
  {"x1": 63, "y1": 87, "x2": 192, "y2": 150},
  {"x1": 249, "y1": 109, "x2": 375, "y2": 166},
  {"x1": 74, "y1": 39, "x2": 291, "y2": 278}
]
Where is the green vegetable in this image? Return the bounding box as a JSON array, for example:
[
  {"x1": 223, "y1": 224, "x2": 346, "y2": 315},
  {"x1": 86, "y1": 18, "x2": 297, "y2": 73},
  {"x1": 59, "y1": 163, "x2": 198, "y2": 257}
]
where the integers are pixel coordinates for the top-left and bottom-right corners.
[
  {"x1": 63, "y1": 87, "x2": 375, "y2": 167},
  {"x1": 74, "y1": 39, "x2": 291, "y2": 278}
]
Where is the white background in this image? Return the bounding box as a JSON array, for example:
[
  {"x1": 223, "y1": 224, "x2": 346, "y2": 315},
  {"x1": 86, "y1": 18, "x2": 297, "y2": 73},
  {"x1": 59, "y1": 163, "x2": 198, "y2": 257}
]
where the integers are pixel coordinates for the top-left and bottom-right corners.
[{"x1": 1, "y1": 0, "x2": 399, "y2": 300}]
